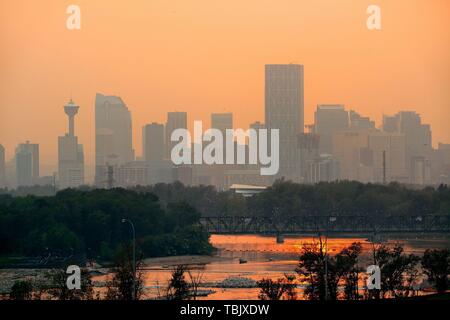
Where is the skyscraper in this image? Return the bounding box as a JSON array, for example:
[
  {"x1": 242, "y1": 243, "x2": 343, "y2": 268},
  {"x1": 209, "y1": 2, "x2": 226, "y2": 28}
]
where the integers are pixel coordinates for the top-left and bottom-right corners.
[
  {"x1": 382, "y1": 114, "x2": 399, "y2": 133},
  {"x1": 265, "y1": 64, "x2": 304, "y2": 180},
  {"x1": 142, "y1": 123, "x2": 165, "y2": 162},
  {"x1": 367, "y1": 131, "x2": 407, "y2": 183},
  {"x1": 314, "y1": 104, "x2": 349, "y2": 155},
  {"x1": 95, "y1": 93, "x2": 134, "y2": 185},
  {"x1": 349, "y1": 110, "x2": 375, "y2": 129},
  {"x1": 15, "y1": 141, "x2": 39, "y2": 187},
  {"x1": 0, "y1": 144, "x2": 5, "y2": 187},
  {"x1": 398, "y1": 111, "x2": 432, "y2": 157},
  {"x1": 211, "y1": 113, "x2": 233, "y2": 135},
  {"x1": 332, "y1": 129, "x2": 370, "y2": 181},
  {"x1": 382, "y1": 111, "x2": 432, "y2": 183},
  {"x1": 58, "y1": 99, "x2": 84, "y2": 189},
  {"x1": 211, "y1": 113, "x2": 233, "y2": 165},
  {"x1": 165, "y1": 111, "x2": 187, "y2": 159}
]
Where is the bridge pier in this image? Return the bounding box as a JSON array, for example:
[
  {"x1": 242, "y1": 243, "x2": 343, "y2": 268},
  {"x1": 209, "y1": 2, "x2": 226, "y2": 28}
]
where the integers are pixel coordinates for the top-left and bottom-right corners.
[{"x1": 276, "y1": 234, "x2": 284, "y2": 244}]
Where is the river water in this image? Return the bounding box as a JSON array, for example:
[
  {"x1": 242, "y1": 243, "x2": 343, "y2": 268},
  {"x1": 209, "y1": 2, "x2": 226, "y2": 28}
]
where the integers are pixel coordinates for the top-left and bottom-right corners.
[{"x1": 127, "y1": 235, "x2": 450, "y2": 300}]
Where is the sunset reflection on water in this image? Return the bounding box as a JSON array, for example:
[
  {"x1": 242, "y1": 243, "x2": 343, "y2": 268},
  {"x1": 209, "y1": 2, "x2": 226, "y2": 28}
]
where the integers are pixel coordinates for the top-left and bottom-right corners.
[{"x1": 94, "y1": 235, "x2": 449, "y2": 300}]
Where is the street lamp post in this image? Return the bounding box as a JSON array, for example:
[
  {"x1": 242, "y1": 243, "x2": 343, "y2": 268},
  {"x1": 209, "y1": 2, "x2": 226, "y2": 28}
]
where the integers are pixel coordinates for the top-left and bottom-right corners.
[
  {"x1": 324, "y1": 216, "x2": 336, "y2": 301},
  {"x1": 122, "y1": 218, "x2": 136, "y2": 300}
]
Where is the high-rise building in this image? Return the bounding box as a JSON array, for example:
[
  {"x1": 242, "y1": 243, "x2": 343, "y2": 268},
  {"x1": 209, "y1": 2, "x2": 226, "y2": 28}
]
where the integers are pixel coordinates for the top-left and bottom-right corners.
[
  {"x1": 332, "y1": 129, "x2": 371, "y2": 181},
  {"x1": 211, "y1": 113, "x2": 233, "y2": 135},
  {"x1": 349, "y1": 110, "x2": 375, "y2": 129},
  {"x1": 297, "y1": 133, "x2": 319, "y2": 182},
  {"x1": 367, "y1": 131, "x2": 407, "y2": 183},
  {"x1": 142, "y1": 123, "x2": 165, "y2": 162},
  {"x1": 382, "y1": 114, "x2": 399, "y2": 133},
  {"x1": 0, "y1": 144, "x2": 5, "y2": 187},
  {"x1": 433, "y1": 143, "x2": 450, "y2": 184},
  {"x1": 265, "y1": 64, "x2": 304, "y2": 180},
  {"x1": 211, "y1": 113, "x2": 233, "y2": 166},
  {"x1": 398, "y1": 111, "x2": 432, "y2": 156},
  {"x1": 58, "y1": 99, "x2": 84, "y2": 189},
  {"x1": 165, "y1": 112, "x2": 187, "y2": 159},
  {"x1": 314, "y1": 104, "x2": 349, "y2": 155},
  {"x1": 307, "y1": 154, "x2": 340, "y2": 183},
  {"x1": 95, "y1": 93, "x2": 134, "y2": 185},
  {"x1": 15, "y1": 141, "x2": 39, "y2": 187},
  {"x1": 383, "y1": 111, "x2": 432, "y2": 183}
]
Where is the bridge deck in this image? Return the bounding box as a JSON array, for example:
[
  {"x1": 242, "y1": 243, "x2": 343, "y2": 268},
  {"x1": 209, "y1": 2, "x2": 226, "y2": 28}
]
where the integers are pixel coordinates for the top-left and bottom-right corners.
[{"x1": 199, "y1": 215, "x2": 450, "y2": 234}]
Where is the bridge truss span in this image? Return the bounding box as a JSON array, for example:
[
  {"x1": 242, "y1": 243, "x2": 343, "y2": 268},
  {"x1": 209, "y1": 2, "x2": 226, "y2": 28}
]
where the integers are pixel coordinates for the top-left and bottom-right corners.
[{"x1": 198, "y1": 215, "x2": 450, "y2": 234}]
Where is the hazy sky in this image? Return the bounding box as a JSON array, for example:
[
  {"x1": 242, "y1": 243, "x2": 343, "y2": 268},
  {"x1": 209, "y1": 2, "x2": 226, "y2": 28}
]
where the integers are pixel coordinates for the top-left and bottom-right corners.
[{"x1": 1, "y1": 0, "x2": 449, "y2": 176}]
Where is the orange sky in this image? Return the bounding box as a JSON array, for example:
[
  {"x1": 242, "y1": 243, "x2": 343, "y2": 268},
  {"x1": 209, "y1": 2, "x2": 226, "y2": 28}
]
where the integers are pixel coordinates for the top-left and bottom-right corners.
[{"x1": 1, "y1": 0, "x2": 449, "y2": 176}]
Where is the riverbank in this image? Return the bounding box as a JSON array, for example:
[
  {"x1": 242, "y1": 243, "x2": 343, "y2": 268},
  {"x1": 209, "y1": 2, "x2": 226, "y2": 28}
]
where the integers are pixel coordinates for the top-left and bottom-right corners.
[{"x1": 142, "y1": 255, "x2": 229, "y2": 268}]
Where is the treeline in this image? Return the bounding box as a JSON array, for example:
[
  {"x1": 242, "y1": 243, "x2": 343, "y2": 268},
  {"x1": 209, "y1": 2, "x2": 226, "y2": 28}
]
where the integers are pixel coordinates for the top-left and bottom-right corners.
[
  {"x1": 135, "y1": 180, "x2": 450, "y2": 217},
  {"x1": 258, "y1": 244, "x2": 450, "y2": 300},
  {"x1": 2, "y1": 180, "x2": 450, "y2": 217},
  {"x1": 0, "y1": 188, "x2": 213, "y2": 260}
]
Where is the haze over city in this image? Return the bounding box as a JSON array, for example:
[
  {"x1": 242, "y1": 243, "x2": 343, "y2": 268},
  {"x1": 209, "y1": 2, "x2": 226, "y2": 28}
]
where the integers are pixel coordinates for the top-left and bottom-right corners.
[
  {"x1": 1, "y1": 1, "x2": 450, "y2": 307},
  {"x1": 1, "y1": 0, "x2": 449, "y2": 174}
]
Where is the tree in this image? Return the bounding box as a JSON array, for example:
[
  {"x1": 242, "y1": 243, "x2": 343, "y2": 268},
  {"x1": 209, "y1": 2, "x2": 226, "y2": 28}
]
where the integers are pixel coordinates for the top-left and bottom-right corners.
[
  {"x1": 422, "y1": 249, "x2": 450, "y2": 293},
  {"x1": 295, "y1": 237, "x2": 327, "y2": 300},
  {"x1": 166, "y1": 265, "x2": 190, "y2": 300},
  {"x1": 187, "y1": 269, "x2": 204, "y2": 300},
  {"x1": 372, "y1": 244, "x2": 420, "y2": 298},
  {"x1": 336, "y1": 243, "x2": 362, "y2": 300},
  {"x1": 106, "y1": 246, "x2": 144, "y2": 300},
  {"x1": 257, "y1": 274, "x2": 297, "y2": 300},
  {"x1": 296, "y1": 238, "x2": 362, "y2": 300},
  {"x1": 45, "y1": 267, "x2": 93, "y2": 300},
  {"x1": 9, "y1": 280, "x2": 33, "y2": 300}
]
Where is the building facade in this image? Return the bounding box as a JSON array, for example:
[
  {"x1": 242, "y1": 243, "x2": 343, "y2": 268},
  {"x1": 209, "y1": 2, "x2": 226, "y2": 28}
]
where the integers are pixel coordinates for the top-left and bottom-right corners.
[{"x1": 265, "y1": 64, "x2": 304, "y2": 181}]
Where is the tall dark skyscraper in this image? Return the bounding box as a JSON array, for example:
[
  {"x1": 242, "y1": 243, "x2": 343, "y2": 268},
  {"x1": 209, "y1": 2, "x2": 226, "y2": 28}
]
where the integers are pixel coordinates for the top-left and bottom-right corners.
[{"x1": 265, "y1": 64, "x2": 304, "y2": 180}]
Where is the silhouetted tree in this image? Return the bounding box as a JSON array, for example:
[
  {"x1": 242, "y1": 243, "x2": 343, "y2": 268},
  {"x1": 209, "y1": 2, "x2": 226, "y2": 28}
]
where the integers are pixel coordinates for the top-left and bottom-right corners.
[
  {"x1": 296, "y1": 238, "x2": 362, "y2": 300},
  {"x1": 187, "y1": 269, "x2": 204, "y2": 300},
  {"x1": 9, "y1": 280, "x2": 33, "y2": 300},
  {"x1": 422, "y1": 249, "x2": 450, "y2": 293},
  {"x1": 45, "y1": 267, "x2": 93, "y2": 300},
  {"x1": 257, "y1": 274, "x2": 297, "y2": 300},
  {"x1": 166, "y1": 265, "x2": 190, "y2": 300},
  {"x1": 106, "y1": 246, "x2": 144, "y2": 300},
  {"x1": 373, "y1": 244, "x2": 420, "y2": 298}
]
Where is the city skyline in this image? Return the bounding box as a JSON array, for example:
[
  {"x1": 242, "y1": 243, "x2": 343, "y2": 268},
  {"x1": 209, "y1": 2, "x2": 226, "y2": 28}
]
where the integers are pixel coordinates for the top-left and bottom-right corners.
[
  {"x1": 1, "y1": 82, "x2": 449, "y2": 187},
  {"x1": 1, "y1": 1, "x2": 449, "y2": 169},
  {"x1": 1, "y1": 70, "x2": 448, "y2": 175}
]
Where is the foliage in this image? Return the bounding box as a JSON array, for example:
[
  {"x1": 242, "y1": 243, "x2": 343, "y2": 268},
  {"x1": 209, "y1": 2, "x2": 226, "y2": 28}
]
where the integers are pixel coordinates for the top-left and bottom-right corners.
[
  {"x1": 105, "y1": 245, "x2": 144, "y2": 300},
  {"x1": 44, "y1": 267, "x2": 94, "y2": 300},
  {"x1": 0, "y1": 188, "x2": 212, "y2": 260},
  {"x1": 9, "y1": 280, "x2": 33, "y2": 300},
  {"x1": 296, "y1": 238, "x2": 362, "y2": 300},
  {"x1": 257, "y1": 274, "x2": 297, "y2": 300},
  {"x1": 165, "y1": 265, "x2": 190, "y2": 300},
  {"x1": 422, "y1": 249, "x2": 450, "y2": 293},
  {"x1": 372, "y1": 244, "x2": 420, "y2": 298}
]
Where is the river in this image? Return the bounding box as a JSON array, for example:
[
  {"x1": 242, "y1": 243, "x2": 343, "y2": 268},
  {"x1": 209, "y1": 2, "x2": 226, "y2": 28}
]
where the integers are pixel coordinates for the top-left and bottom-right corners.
[{"x1": 108, "y1": 234, "x2": 450, "y2": 300}]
